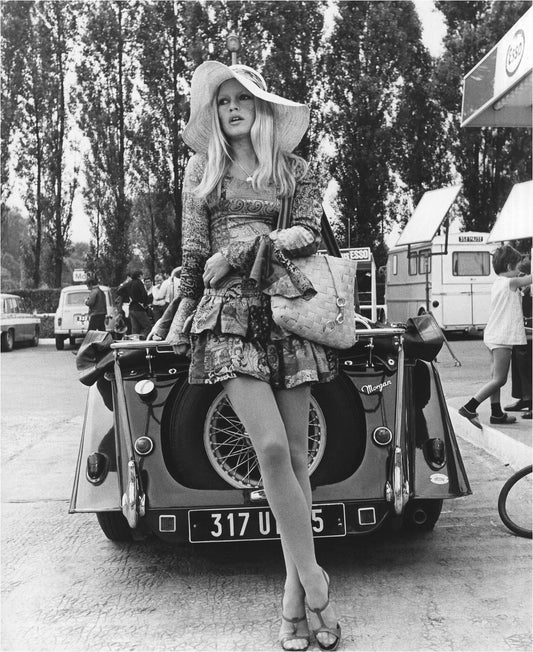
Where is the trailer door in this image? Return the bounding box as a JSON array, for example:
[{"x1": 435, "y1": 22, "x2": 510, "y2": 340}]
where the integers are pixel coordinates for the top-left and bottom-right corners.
[{"x1": 441, "y1": 250, "x2": 493, "y2": 328}]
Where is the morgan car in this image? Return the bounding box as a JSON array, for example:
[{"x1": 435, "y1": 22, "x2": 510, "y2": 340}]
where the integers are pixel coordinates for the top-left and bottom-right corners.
[{"x1": 70, "y1": 216, "x2": 471, "y2": 544}]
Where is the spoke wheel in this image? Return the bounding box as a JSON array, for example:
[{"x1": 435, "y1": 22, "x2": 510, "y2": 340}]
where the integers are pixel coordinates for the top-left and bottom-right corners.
[{"x1": 203, "y1": 392, "x2": 326, "y2": 489}]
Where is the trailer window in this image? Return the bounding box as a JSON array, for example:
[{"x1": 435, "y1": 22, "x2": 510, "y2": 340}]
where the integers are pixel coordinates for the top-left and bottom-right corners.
[
  {"x1": 418, "y1": 250, "x2": 431, "y2": 274},
  {"x1": 452, "y1": 252, "x2": 491, "y2": 276},
  {"x1": 408, "y1": 252, "x2": 418, "y2": 275},
  {"x1": 391, "y1": 255, "x2": 398, "y2": 275}
]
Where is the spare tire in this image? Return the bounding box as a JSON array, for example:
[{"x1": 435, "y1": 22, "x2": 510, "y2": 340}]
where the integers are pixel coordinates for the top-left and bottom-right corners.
[{"x1": 162, "y1": 373, "x2": 365, "y2": 490}]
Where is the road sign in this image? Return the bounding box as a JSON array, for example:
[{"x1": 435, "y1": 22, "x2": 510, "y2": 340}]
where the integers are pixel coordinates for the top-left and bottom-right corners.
[{"x1": 73, "y1": 269, "x2": 87, "y2": 283}]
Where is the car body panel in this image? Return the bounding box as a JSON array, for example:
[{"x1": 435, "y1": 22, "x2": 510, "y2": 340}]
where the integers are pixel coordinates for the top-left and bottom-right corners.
[{"x1": 0, "y1": 293, "x2": 41, "y2": 345}]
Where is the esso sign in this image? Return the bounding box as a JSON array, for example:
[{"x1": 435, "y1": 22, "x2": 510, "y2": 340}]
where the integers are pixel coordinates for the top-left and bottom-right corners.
[
  {"x1": 340, "y1": 248, "x2": 372, "y2": 262},
  {"x1": 506, "y1": 29, "x2": 525, "y2": 77}
]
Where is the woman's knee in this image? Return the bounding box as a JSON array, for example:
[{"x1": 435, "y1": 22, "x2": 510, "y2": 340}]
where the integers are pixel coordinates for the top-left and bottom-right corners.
[
  {"x1": 288, "y1": 447, "x2": 308, "y2": 476},
  {"x1": 257, "y1": 436, "x2": 291, "y2": 470}
]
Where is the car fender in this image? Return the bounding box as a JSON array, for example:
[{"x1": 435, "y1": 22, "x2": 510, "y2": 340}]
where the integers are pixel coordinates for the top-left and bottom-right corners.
[{"x1": 69, "y1": 380, "x2": 121, "y2": 513}]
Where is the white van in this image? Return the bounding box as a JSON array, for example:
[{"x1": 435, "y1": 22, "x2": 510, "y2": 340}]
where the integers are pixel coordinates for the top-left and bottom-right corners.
[
  {"x1": 54, "y1": 285, "x2": 115, "y2": 350},
  {"x1": 386, "y1": 232, "x2": 497, "y2": 332}
]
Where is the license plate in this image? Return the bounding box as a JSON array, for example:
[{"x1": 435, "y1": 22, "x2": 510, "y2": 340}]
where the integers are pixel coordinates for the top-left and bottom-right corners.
[
  {"x1": 188, "y1": 503, "x2": 346, "y2": 543},
  {"x1": 75, "y1": 314, "x2": 87, "y2": 324}
]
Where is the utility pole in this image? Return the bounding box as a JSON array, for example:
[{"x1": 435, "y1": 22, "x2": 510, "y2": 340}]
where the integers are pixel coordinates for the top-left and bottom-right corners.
[{"x1": 226, "y1": 32, "x2": 240, "y2": 65}]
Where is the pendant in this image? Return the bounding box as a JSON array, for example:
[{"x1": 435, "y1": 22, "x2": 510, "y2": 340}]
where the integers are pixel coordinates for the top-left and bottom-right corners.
[{"x1": 246, "y1": 176, "x2": 253, "y2": 182}]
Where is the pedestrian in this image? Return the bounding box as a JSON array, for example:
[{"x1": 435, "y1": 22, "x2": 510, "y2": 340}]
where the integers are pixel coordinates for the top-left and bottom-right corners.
[
  {"x1": 143, "y1": 276, "x2": 155, "y2": 323},
  {"x1": 459, "y1": 244, "x2": 532, "y2": 428},
  {"x1": 85, "y1": 276, "x2": 107, "y2": 331},
  {"x1": 505, "y1": 256, "x2": 532, "y2": 419},
  {"x1": 150, "y1": 273, "x2": 167, "y2": 322},
  {"x1": 150, "y1": 61, "x2": 340, "y2": 651},
  {"x1": 128, "y1": 270, "x2": 152, "y2": 337},
  {"x1": 144, "y1": 276, "x2": 153, "y2": 297},
  {"x1": 162, "y1": 266, "x2": 181, "y2": 305},
  {"x1": 115, "y1": 272, "x2": 132, "y2": 334}
]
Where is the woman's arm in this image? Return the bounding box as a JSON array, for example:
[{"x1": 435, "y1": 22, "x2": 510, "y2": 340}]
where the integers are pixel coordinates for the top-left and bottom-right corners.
[
  {"x1": 163, "y1": 154, "x2": 211, "y2": 345},
  {"x1": 510, "y1": 274, "x2": 532, "y2": 290}
]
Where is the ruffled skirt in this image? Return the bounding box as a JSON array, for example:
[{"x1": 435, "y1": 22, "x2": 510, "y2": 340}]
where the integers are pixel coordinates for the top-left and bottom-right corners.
[{"x1": 187, "y1": 277, "x2": 338, "y2": 389}]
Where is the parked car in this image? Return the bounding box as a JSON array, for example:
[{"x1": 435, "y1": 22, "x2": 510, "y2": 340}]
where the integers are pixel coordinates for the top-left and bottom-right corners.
[
  {"x1": 54, "y1": 285, "x2": 115, "y2": 350},
  {"x1": 70, "y1": 216, "x2": 471, "y2": 544},
  {"x1": 1, "y1": 293, "x2": 41, "y2": 352}
]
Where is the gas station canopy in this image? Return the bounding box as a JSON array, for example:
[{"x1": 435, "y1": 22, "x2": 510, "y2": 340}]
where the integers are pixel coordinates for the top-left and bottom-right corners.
[
  {"x1": 395, "y1": 185, "x2": 462, "y2": 247},
  {"x1": 487, "y1": 180, "x2": 533, "y2": 243},
  {"x1": 461, "y1": 7, "x2": 532, "y2": 128}
]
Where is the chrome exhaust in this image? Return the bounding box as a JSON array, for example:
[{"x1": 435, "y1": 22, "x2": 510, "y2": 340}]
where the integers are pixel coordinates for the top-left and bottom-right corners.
[{"x1": 413, "y1": 508, "x2": 428, "y2": 525}]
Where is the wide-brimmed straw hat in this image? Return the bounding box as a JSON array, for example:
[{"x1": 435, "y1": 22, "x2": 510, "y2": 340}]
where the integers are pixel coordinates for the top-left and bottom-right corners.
[{"x1": 182, "y1": 60, "x2": 310, "y2": 153}]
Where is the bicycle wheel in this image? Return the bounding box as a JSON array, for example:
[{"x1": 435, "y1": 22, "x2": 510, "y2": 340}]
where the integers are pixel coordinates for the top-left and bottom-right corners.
[{"x1": 498, "y1": 465, "x2": 532, "y2": 539}]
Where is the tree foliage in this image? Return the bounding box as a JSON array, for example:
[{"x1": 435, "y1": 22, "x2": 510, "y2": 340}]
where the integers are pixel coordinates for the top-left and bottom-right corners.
[
  {"x1": 323, "y1": 1, "x2": 451, "y2": 263},
  {"x1": 2, "y1": 0, "x2": 531, "y2": 289},
  {"x1": 75, "y1": 0, "x2": 137, "y2": 285},
  {"x1": 434, "y1": 0, "x2": 531, "y2": 231}
]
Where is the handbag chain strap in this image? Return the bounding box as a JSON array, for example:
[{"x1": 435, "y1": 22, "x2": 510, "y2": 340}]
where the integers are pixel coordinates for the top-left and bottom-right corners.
[{"x1": 324, "y1": 256, "x2": 347, "y2": 330}]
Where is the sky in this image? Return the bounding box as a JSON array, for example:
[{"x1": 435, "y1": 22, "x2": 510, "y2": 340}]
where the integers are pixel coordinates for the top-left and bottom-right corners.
[{"x1": 14, "y1": 0, "x2": 448, "y2": 244}]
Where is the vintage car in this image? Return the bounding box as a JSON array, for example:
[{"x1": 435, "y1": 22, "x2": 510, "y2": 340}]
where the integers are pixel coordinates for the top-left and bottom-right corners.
[
  {"x1": 54, "y1": 285, "x2": 115, "y2": 350},
  {"x1": 70, "y1": 217, "x2": 471, "y2": 544},
  {"x1": 1, "y1": 293, "x2": 41, "y2": 352}
]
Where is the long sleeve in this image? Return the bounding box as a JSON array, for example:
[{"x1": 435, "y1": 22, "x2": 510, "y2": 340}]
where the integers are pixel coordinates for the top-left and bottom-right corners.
[{"x1": 166, "y1": 154, "x2": 210, "y2": 345}]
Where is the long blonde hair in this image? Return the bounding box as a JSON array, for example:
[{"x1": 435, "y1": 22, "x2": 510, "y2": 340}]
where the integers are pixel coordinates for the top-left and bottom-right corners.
[{"x1": 194, "y1": 95, "x2": 307, "y2": 204}]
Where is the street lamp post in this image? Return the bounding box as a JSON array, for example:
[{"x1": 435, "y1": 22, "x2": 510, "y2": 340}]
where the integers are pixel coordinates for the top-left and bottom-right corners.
[{"x1": 226, "y1": 32, "x2": 240, "y2": 66}]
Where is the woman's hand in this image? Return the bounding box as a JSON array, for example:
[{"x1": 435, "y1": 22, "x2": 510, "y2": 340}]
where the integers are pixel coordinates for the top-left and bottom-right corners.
[
  {"x1": 269, "y1": 226, "x2": 314, "y2": 251},
  {"x1": 203, "y1": 252, "x2": 232, "y2": 288},
  {"x1": 174, "y1": 343, "x2": 190, "y2": 357}
]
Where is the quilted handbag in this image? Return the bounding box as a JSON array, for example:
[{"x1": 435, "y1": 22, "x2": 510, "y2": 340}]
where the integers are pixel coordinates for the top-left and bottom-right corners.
[{"x1": 270, "y1": 253, "x2": 358, "y2": 349}]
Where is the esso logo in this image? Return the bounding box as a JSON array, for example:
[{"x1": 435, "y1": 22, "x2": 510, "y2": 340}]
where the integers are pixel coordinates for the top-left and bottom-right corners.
[{"x1": 506, "y1": 29, "x2": 525, "y2": 77}]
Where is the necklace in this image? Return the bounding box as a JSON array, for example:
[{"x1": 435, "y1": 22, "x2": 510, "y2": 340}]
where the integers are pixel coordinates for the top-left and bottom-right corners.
[{"x1": 231, "y1": 158, "x2": 255, "y2": 182}]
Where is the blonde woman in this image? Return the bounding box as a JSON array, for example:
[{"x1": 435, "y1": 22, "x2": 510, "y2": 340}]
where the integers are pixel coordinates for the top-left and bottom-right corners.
[{"x1": 153, "y1": 61, "x2": 341, "y2": 651}]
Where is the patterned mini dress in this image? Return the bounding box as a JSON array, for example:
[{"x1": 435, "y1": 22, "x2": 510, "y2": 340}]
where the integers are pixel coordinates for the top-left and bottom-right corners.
[{"x1": 167, "y1": 152, "x2": 338, "y2": 390}]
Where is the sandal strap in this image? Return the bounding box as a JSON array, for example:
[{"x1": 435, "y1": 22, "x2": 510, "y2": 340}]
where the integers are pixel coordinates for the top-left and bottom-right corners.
[{"x1": 282, "y1": 613, "x2": 307, "y2": 625}]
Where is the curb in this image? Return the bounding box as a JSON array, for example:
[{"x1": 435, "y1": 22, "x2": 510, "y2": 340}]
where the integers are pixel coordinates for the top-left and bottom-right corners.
[{"x1": 449, "y1": 406, "x2": 532, "y2": 471}]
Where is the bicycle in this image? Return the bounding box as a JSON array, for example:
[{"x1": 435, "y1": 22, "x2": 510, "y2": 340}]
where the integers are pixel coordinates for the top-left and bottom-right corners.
[{"x1": 498, "y1": 465, "x2": 532, "y2": 539}]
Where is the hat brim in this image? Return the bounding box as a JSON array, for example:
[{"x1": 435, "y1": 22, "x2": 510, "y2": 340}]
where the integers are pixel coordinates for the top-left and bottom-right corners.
[{"x1": 182, "y1": 61, "x2": 309, "y2": 153}]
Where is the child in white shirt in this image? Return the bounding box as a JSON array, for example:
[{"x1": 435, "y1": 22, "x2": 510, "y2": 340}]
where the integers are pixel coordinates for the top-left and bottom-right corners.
[{"x1": 459, "y1": 244, "x2": 532, "y2": 428}]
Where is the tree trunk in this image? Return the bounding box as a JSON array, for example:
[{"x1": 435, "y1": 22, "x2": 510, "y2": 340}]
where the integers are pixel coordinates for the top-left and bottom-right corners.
[{"x1": 53, "y1": 5, "x2": 66, "y2": 287}]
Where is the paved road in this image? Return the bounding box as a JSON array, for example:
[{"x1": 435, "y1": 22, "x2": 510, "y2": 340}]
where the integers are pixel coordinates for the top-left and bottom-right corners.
[{"x1": 1, "y1": 340, "x2": 531, "y2": 651}]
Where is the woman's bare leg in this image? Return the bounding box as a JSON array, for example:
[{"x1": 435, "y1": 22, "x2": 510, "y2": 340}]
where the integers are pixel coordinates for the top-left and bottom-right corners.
[
  {"x1": 275, "y1": 385, "x2": 313, "y2": 646},
  {"x1": 224, "y1": 377, "x2": 338, "y2": 647}
]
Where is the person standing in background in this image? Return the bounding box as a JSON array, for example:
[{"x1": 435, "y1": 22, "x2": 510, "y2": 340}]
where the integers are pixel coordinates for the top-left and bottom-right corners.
[
  {"x1": 151, "y1": 273, "x2": 167, "y2": 322},
  {"x1": 128, "y1": 270, "x2": 152, "y2": 337},
  {"x1": 85, "y1": 276, "x2": 107, "y2": 331},
  {"x1": 505, "y1": 257, "x2": 532, "y2": 419},
  {"x1": 115, "y1": 272, "x2": 132, "y2": 335},
  {"x1": 162, "y1": 266, "x2": 182, "y2": 305}
]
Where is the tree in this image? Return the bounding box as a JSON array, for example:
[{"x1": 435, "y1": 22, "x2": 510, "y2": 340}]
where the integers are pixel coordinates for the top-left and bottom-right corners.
[
  {"x1": 75, "y1": 0, "x2": 137, "y2": 285},
  {"x1": 435, "y1": 0, "x2": 532, "y2": 231},
  {"x1": 324, "y1": 1, "x2": 447, "y2": 263},
  {"x1": 0, "y1": 207, "x2": 29, "y2": 290},
  {"x1": 43, "y1": 1, "x2": 79, "y2": 288},
  {"x1": 9, "y1": 1, "x2": 53, "y2": 287}
]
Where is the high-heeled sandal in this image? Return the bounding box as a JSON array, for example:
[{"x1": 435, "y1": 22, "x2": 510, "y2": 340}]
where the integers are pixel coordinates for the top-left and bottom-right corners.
[
  {"x1": 279, "y1": 612, "x2": 310, "y2": 651},
  {"x1": 306, "y1": 570, "x2": 341, "y2": 651}
]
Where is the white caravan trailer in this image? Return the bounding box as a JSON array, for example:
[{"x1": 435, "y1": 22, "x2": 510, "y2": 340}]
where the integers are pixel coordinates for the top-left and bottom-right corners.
[{"x1": 386, "y1": 231, "x2": 498, "y2": 332}]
